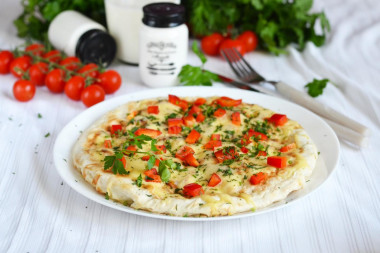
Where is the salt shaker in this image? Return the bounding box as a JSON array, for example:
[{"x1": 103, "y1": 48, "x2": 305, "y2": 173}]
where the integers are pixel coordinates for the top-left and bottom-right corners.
[
  {"x1": 139, "y1": 3, "x2": 188, "y2": 87},
  {"x1": 48, "y1": 10, "x2": 117, "y2": 67}
]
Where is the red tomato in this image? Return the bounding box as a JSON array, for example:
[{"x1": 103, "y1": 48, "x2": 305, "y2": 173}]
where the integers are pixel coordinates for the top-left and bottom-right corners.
[
  {"x1": 204, "y1": 140, "x2": 222, "y2": 150},
  {"x1": 147, "y1": 105, "x2": 159, "y2": 114},
  {"x1": 250, "y1": 172, "x2": 267, "y2": 185},
  {"x1": 64, "y1": 76, "x2": 85, "y2": 100},
  {"x1": 280, "y1": 143, "x2": 296, "y2": 153},
  {"x1": 257, "y1": 151, "x2": 267, "y2": 157},
  {"x1": 208, "y1": 173, "x2": 221, "y2": 187},
  {"x1": 81, "y1": 84, "x2": 105, "y2": 107},
  {"x1": 43, "y1": 50, "x2": 61, "y2": 63},
  {"x1": 104, "y1": 140, "x2": 112, "y2": 148},
  {"x1": 13, "y1": 80, "x2": 35, "y2": 102},
  {"x1": 45, "y1": 69, "x2": 65, "y2": 93},
  {"x1": 25, "y1": 44, "x2": 45, "y2": 56},
  {"x1": 185, "y1": 129, "x2": 201, "y2": 144},
  {"x1": 248, "y1": 129, "x2": 268, "y2": 141},
  {"x1": 267, "y1": 156, "x2": 287, "y2": 169},
  {"x1": 110, "y1": 124, "x2": 122, "y2": 135},
  {"x1": 183, "y1": 114, "x2": 196, "y2": 126},
  {"x1": 77, "y1": 63, "x2": 99, "y2": 79},
  {"x1": 231, "y1": 111, "x2": 241, "y2": 126},
  {"x1": 98, "y1": 70, "x2": 122, "y2": 94},
  {"x1": 194, "y1": 98, "x2": 206, "y2": 106},
  {"x1": 144, "y1": 169, "x2": 161, "y2": 183},
  {"x1": 196, "y1": 113, "x2": 205, "y2": 123},
  {"x1": 184, "y1": 153, "x2": 199, "y2": 167},
  {"x1": 219, "y1": 39, "x2": 246, "y2": 56},
  {"x1": 134, "y1": 128, "x2": 162, "y2": 138},
  {"x1": 237, "y1": 31, "x2": 258, "y2": 52},
  {"x1": 216, "y1": 96, "x2": 242, "y2": 107},
  {"x1": 168, "y1": 126, "x2": 182, "y2": 134},
  {"x1": 175, "y1": 146, "x2": 195, "y2": 160},
  {"x1": 201, "y1": 33, "x2": 225, "y2": 56},
  {"x1": 10, "y1": 56, "x2": 31, "y2": 78},
  {"x1": 183, "y1": 183, "x2": 204, "y2": 198},
  {"x1": 267, "y1": 114, "x2": 288, "y2": 126},
  {"x1": 214, "y1": 108, "x2": 226, "y2": 117},
  {"x1": 211, "y1": 134, "x2": 220, "y2": 140},
  {"x1": 28, "y1": 62, "x2": 48, "y2": 86},
  {"x1": 59, "y1": 56, "x2": 81, "y2": 71},
  {"x1": 168, "y1": 118, "x2": 183, "y2": 127},
  {"x1": 0, "y1": 50, "x2": 14, "y2": 74},
  {"x1": 240, "y1": 147, "x2": 249, "y2": 154}
]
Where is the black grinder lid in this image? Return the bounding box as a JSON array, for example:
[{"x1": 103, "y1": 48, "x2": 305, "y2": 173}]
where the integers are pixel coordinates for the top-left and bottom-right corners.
[{"x1": 142, "y1": 3, "x2": 185, "y2": 28}]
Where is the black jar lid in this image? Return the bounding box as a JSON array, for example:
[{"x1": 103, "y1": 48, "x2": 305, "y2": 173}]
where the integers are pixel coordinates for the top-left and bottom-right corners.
[
  {"x1": 142, "y1": 3, "x2": 185, "y2": 28},
  {"x1": 75, "y1": 29, "x2": 117, "y2": 67}
]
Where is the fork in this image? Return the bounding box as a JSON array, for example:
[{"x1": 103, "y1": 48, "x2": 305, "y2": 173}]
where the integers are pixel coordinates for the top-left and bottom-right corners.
[{"x1": 221, "y1": 48, "x2": 370, "y2": 137}]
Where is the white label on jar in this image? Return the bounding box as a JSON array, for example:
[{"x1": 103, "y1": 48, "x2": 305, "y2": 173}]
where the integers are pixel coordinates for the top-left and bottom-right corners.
[{"x1": 146, "y1": 41, "x2": 177, "y2": 76}]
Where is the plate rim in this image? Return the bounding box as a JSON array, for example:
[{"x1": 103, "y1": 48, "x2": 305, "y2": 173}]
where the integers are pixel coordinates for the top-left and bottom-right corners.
[{"x1": 53, "y1": 86, "x2": 340, "y2": 221}]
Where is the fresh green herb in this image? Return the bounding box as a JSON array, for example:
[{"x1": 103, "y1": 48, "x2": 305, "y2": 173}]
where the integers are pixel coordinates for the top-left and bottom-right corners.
[
  {"x1": 147, "y1": 156, "x2": 156, "y2": 170},
  {"x1": 214, "y1": 124, "x2": 223, "y2": 133},
  {"x1": 254, "y1": 121, "x2": 270, "y2": 135},
  {"x1": 178, "y1": 42, "x2": 220, "y2": 86},
  {"x1": 158, "y1": 161, "x2": 171, "y2": 183},
  {"x1": 193, "y1": 125, "x2": 203, "y2": 133},
  {"x1": 146, "y1": 194, "x2": 152, "y2": 197},
  {"x1": 165, "y1": 113, "x2": 178, "y2": 121},
  {"x1": 218, "y1": 168, "x2": 233, "y2": 177},
  {"x1": 105, "y1": 192, "x2": 109, "y2": 200},
  {"x1": 44, "y1": 133, "x2": 50, "y2": 138},
  {"x1": 305, "y1": 78, "x2": 329, "y2": 97},
  {"x1": 183, "y1": 0, "x2": 330, "y2": 55},
  {"x1": 136, "y1": 174, "x2": 142, "y2": 187},
  {"x1": 37, "y1": 113, "x2": 42, "y2": 118},
  {"x1": 103, "y1": 151, "x2": 129, "y2": 175}
]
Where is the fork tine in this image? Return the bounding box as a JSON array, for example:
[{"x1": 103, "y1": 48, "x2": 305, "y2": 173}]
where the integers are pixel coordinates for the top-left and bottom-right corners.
[
  {"x1": 222, "y1": 48, "x2": 250, "y2": 80},
  {"x1": 229, "y1": 49, "x2": 254, "y2": 80},
  {"x1": 221, "y1": 49, "x2": 243, "y2": 79},
  {"x1": 232, "y1": 48, "x2": 259, "y2": 78}
]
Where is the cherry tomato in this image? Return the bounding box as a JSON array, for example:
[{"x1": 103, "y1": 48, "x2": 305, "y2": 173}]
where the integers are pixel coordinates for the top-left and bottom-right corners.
[
  {"x1": 64, "y1": 76, "x2": 85, "y2": 101},
  {"x1": 42, "y1": 50, "x2": 61, "y2": 63},
  {"x1": 0, "y1": 50, "x2": 14, "y2": 74},
  {"x1": 201, "y1": 33, "x2": 225, "y2": 56},
  {"x1": 77, "y1": 63, "x2": 99, "y2": 78},
  {"x1": 13, "y1": 80, "x2": 35, "y2": 102},
  {"x1": 29, "y1": 62, "x2": 48, "y2": 86},
  {"x1": 45, "y1": 69, "x2": 65, "y2": 93},
  {"x1": 59, "y1": 56, "x2": 81, "y2": 71},
  {"x1": 98, "y1": 70, "x2": 122, "y2": 94},
  {"x1": 25, "y1": 44, "x2": 45, "y2": 57},
  {"x1": 237, "y1": 31, "x2": 258, "y2": 52},
  {"x1": 10, "y1": 56, "x2": 32, "y2": 78},
  {"x1": 81, "y1": 84, "x2": 105, "y2": 107},
  {"x1": 219, "y1": 39, "x2": 246, "y2": 56}
]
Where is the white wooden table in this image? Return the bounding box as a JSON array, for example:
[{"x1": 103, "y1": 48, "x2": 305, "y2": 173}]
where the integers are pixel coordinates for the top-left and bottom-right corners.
[{"x1": 0, "y1": 0, "x2": 379, "y2": 252}]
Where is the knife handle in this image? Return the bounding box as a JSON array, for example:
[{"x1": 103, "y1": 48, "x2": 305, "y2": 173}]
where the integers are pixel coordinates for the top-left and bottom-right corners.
[{"x1": 275, "y1": 81, "x2": 370, "y2": 136}]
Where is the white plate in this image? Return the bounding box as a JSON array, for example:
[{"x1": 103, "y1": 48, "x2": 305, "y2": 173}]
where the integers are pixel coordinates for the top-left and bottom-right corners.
[{"x1": 53, "y1": 87, "x2": 340, "y2": 221}]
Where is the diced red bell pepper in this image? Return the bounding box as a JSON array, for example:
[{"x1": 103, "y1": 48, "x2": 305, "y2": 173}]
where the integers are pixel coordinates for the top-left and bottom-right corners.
[
  {"x1": 248, "y1": 129, "x2": 268, "y2": 141},
  {"x1": 175, "y1": 146, "x2": 195, "y2": 160},
  {"x1": 208, "y1": 173, "x2": 221, "y2": 187},
  {"x1": 211, "y1": 134, "x2": 220, "y2": 140},
  {"x1": 168, "y1": 94, "x2": 181, "y2": 105},
  {"x1": 104, "y1": 140, "x2": 112, "y2": 148},
  {"x1": 111, "y1": 124, "x2": 122, "y2": 135},
  {"x1": 250, "y1": 172, "x2": 267, "y2": 185},
  {"x1": 267, "y1": 114, "x2": 288, "y2": 126},
  {"x1": 189, "y1": 105, "x2": 201, "y2": 116},
  {"x1": 184, "y1": 153, "x2": 200, "y2": 167},
  {"x1": 196, "y1": 113, "x2": 205, "y2": 123},
  {"x1": 194, "y1": 98, "x2": 206, "y2": 106},
  {"x1": 185, "y1": 129, "x2": 201, "y2": 144},
  {"x1": 168, "y1": 118, "x2": 183, "y2": 127},
  {"x1": 204, "y1": 140, "x2": 222, "y2": 150},
  {"x1": 147, "y1": 105, "x2": 159, "y2": 114},
  {"x1": 178, "y1": 100, "x2": 189, "y2": 111},
  {"x1": 168, "y1": 126, "x2": 182, "y2": 134},
  {"x1": 267, "y1": 156, "x2": 287, "y2": 169},
  {"x1": 214, "y1": 108, "x2": 226, "y2": 117},
  {"x1": 141, "y1": 156, "x2": 150, "y2": 161},
  {"x1": 183, "y1": 183, "x2": 204, "y2": 197},
  {"x1": 144, "y1": 168, "x2": 161, "y2": 182},
  {"x1": 257, "y1": 151, "x2": 267, "y2": 156},
  {"x1": 134, "y1": 128, "x2": 162, "y2": 138},
  {"x1": 241, "y1": 147, "x2": 249, "y2": 153},
  {"x1": 280, "y1": 143, "x2": 296, "y2": 152},
  {"x1": 214, "y1": 147, "x2": 238, "y2": 163},
  {"x1": 214, "y1": 149, "x2": 225, "y2": 163},
  {"x1": 183, "y1": 114, "x2": 196, "y2": 126},
  {"x1": 216, "y1": 96, "x2": 242, "y2": 107},
  {"x1": 231, "y1": 111, "x2": 241, "y2": 126}
]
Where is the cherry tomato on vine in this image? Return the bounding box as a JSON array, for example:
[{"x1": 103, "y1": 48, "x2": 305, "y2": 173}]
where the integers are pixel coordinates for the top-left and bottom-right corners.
[
  {"x1": 98, "y1": 70, "x2": 121, "y2": 94},
  {"x1": 13, "y1": 80, "x2": 36, "y2": 102},
  {"x1": 0, "y1": 50, "x2": 14, "y2": 74},
  {"x1": 25, "y1": 44, "x2": 45, "y2": 57},
  {"x1": 77, "y1": 63, "x2": 99, "y2": 78},
  {"x1": 201, "y1": 33, "x2": 225, "y2": 56},
  {"x1": 59, "y1": 56, "x2": 81, "y2": 71},
  {"x1": 81, "y1": 84, "x2": 105, "y2": 107},
  {"x1": 29, "y1": 62, "x2": 49, "y2": 86},
  {"x1": 10, "y1": 56, "x2": 32, "y2": 78},
  {"x1": 219, "y1": 39, "x2": 246, "y2": 56},
  {"x1": 43, "y1": 50, "x2": 61, "y2": 63},
  {"x1": 237, "y1": 31, "x2": 258, "y2": 52},
  {"x1": 45, "y1": 69, "x2": 66, "y2": 93},
  {"x1": 64, "y1": 76, "x2": 85, "y2": 101}
]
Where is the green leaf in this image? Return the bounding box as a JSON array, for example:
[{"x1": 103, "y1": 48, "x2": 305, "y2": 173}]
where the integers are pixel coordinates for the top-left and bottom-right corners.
[
  {"x1": 104, "y1": 156, "x2": 116, "y2": 171},
  {"x1": 136, "y1": 174, "x2": 142, "y2": 187},
  {"x1": 147, "y1": 156, "x2": 156, "y2": 170},
  {"x1": 305, "y1": 78, "x2": 329, "y2": 97},
  {"x1": 150, "y1": 139, "x2": 158, "y2": 151},
  {"x1": 192, "y1": 41, "x2": 207, "y2": 64},
  {"x1": 158, "y1": 161, "x2": 171, "y2": 183}
]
